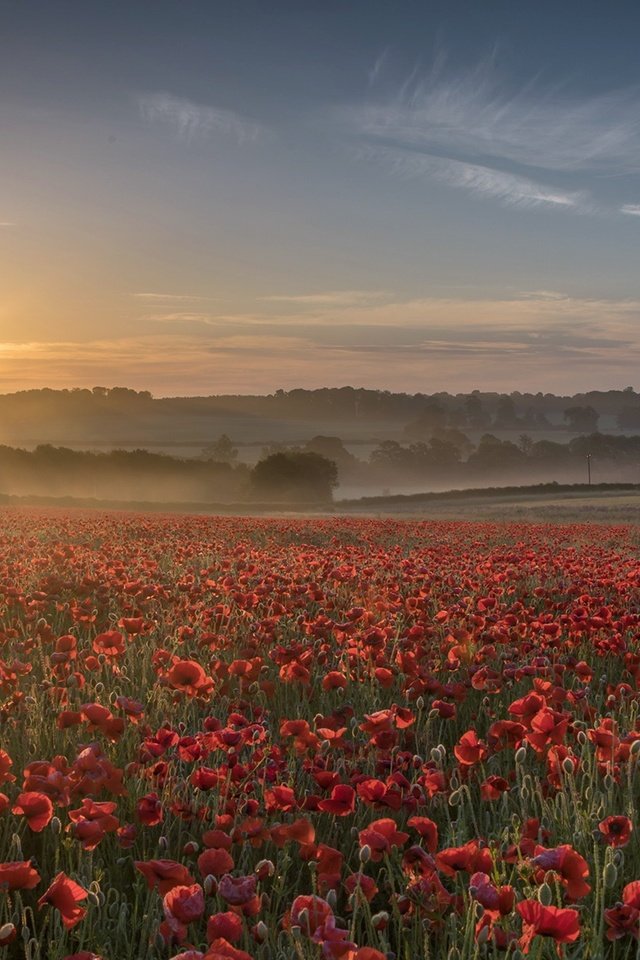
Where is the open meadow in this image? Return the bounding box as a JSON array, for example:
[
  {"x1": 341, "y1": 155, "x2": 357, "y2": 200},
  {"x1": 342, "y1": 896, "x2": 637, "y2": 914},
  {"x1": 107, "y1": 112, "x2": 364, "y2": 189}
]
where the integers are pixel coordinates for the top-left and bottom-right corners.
[{"x1": 0, "y1": 508, "x2": 638, "y2": 958}]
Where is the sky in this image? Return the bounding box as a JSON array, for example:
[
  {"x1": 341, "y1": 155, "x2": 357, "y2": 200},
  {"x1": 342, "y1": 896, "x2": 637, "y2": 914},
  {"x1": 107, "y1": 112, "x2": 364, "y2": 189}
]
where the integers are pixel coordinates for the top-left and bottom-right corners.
[{"x1": 2, "y1": 0, "x2": 640, "y2": 396}]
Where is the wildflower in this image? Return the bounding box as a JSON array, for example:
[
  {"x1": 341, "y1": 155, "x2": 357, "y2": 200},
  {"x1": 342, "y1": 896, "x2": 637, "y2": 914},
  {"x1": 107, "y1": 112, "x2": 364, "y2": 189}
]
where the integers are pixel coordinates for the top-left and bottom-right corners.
[{"x1": 37, "y1": 872, "x2": 88, "y2": 930}]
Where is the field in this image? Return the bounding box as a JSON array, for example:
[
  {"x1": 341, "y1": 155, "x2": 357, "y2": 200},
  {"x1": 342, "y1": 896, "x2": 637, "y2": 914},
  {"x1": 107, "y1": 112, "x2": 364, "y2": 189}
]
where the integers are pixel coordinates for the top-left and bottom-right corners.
[{"x1": 1, "y1": 509, "x2": 640, "y2": 959}]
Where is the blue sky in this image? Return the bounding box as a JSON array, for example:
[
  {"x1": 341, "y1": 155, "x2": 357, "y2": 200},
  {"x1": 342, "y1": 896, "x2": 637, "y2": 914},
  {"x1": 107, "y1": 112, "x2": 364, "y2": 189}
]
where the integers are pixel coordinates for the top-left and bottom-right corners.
[{"x1": 1, "y1": 0, "x2": 640, "y2": 395}]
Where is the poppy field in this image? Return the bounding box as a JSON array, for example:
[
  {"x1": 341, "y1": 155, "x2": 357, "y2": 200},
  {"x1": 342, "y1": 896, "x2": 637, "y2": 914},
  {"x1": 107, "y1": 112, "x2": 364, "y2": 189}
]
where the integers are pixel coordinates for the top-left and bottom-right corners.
[{"x1": 1, "y1": 509, "x2": 640, "y2": 960}]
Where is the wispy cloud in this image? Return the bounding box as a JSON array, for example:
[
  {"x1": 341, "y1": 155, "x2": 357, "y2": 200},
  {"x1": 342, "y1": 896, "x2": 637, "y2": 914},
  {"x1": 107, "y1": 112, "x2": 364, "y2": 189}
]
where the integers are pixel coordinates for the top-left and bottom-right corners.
[
  {"x1": 357, "y1": 145, "x2": 587, "y2": 210},
  {"x1": 138, "y1": 92, "x2": 267, "y2": 144},
  {"x1": 2, "y1": 300, "x2": 639, "y2": 396},
  {"x1": 144, "y1": 312, "x2": 216, "y2": 325},
  {"x1": 368, "y1": 48, "x2": 389, "y2": 87},
  {"x1": 259, "y1": 290, "x2": 390, "y2": 306},
  {"x1": 337, "y1": 58, "x2": 640, "y2": 213},
  {"x1": 133, "y1": 292, "x2": 213, "y2": 302},
  {"x1": 621, "y1": 204, "x2": 640, "y2": 216}
]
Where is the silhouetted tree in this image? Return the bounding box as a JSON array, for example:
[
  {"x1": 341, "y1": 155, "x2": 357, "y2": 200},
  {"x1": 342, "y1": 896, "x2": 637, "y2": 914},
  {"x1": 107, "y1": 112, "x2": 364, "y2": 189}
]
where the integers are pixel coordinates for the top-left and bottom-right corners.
[
  {"x1": 564, "y1": 406, "x2": 599, "y2": 433},
  {"x1": 251, "y1": 452, "x2": 338, "y2": 502},
  {"x1": 201, "y1": 434, "x2": 238, "y2": 463}
]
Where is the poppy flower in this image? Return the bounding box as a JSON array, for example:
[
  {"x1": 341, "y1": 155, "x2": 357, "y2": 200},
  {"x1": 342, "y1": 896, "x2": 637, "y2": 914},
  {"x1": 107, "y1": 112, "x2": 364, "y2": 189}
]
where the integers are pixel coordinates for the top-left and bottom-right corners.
[
  {"x1": 92, "y1": 630, "x2": 125, "y2": 657},
  {"x1": 135, "y1": 860, "x2": 195, "y2": 895},
  {"x1": 164, "y1": 883, "x2": 205, "y2": 927},
  {"x1": 0, "y1": 750, "x2": 15, "y2": 785},
  {"x1": 205, "y1": 940, "x2": 254, "y2": 960},
  {"x1": 37, "y1": 872, "x2": 88, "y2": 930},
  {"x1": 167, "y1": 660, "x2": 214, "y2": 697},
  {"x1": 531, "y1": 845, "x2": 591, "y2": 900},
  {"x1": 198, "y1": 848, "x2": 235, "y2": 879},
  {"x1": 217, "y1": 875, "x2": 260, "y2": 916},
  {"x1": 517, "y1": 900, "x2": 580, "y2": 955},
  {"x1": 436, "y1": 839, "x2": 493, "y2": 877},
  {"x1": 0, "y1": 861, "x2": 41, "y2": 890},
  {"x1": 358, "y1": 819, "x2": 409, "y2": 862},
  {"x1": 480, "y1": 775, "x2": 510, "y2": 801},
  {"x1": 286, "y1": 894, "x2": 334, "y2": 937},
  {"x1": 136, "y1": 792, "x2": 164, "y2": 826},
  {"x1": 206, "y1": 911, "x2": 243, "y2": 943},
  {"x1": 318, "y1": 784, "x2": 356, "y2": 816},
  {"x1": 599, "y1": 815, "x2": 633, "y2": 847},
  {"x1": 12, "y1": 791, "x2": 53, "y2": 832},
  {"x1": 454, "y1": 730, "x2": 488, "y2": 766}
]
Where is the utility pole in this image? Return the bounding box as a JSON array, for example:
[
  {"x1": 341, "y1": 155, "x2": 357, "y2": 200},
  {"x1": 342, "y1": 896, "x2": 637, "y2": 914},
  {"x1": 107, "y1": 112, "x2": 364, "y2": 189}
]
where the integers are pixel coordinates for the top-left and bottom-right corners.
[{"x1": 586, "y1": 452, "x2": 591, "y2": 486}]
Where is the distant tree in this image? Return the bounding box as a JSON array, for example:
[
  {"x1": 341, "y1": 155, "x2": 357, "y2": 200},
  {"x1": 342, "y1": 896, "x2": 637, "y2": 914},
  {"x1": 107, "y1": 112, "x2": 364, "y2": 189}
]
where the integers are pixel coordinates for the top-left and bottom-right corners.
[
  {"x1": 250, "y1": 452, "x2": 338, "y2": 502},
  {"x1": 305, "y1": 436, "x2": 356, "y2": 471},
  {"x1": 464, "y1": 393, "x2": 490, "y2": 430},
  {"x1": 432, "y1": 427, "x2": 473, "y2": 458},
  {"x1": 201, "y1": 434, "x2": 238, "y2": 463},
  {"x1": 467, "y1": 434, "x2": 526, "y2": 472},
  {"x1": 493, "y1": 396, "x2": 520, "y2": 429},
  {"x1": 564, "y1": 406, "x2": 599, "y2": 433},
  {"x1": 617, "y1": 406, "x2": 640, "y2": 430},
  {"x1": 403, "y1": 400, "x2": 447, "y2": 439}
]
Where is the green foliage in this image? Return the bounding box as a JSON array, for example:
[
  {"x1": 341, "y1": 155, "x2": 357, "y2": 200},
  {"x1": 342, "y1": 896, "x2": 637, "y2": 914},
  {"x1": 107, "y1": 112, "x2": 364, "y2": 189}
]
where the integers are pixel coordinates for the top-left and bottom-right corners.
[{"x1": 251, "y1": 451, "x2": 338, "y2": 502}]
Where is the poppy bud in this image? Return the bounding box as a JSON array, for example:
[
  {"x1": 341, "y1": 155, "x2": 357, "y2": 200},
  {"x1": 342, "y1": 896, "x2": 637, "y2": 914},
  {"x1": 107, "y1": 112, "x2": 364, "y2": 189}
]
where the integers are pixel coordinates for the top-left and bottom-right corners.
[
  {"x1": 538, "y1": 882, "x2": 553, "y2": 906},
  {"x1": 476, "y1": 922, "x2": 490, "y2": 945},
  {"x1": 515, "y1": 746, "x2": 527, "y2": 764},
  {"x1": 95, "y1": 681, "x2": 104, "y2": 694},
  {"x1": 562, "y1": 756, "x2": 575, "y2": 775},
  {"x1": 253, "y1": 920, "x2": 268, "y2": 942},
  {"x1": 0, "y1": 922, "x2": 16, "y2": 946},
  {"x1": 158, "y1": 835, "x2": 168, "y2": 851},
  {"x1": 604, "y1": 862, "x2": 618, "y2": 887},
  {"x1": 50, "y1": 816, "x2": 62, "y2": 835},
  {"x1": 327, "y1": 889, "x2": 337, "y2": 910},
  {"x1": 255, "y1": 859, "x2": 275, "y2": 879},
  {"x1": 577, "y1": 730, "x2": 587, "y2": 746},
  {"x1": 88, "y1": 890, "x2": 100, "y2": 907},
  {"x1": 631, "y1": 739, "x2": 640, "y2": 756},
  {"x1": 183, "y1": 841, "x2": 199, "y2": 855},
  {"x1": 371, "y1": 911, "x2": 388, "y2": 931},
  {"x1": 448, "y1": 789, "x2": 461, "y2": 806},
  {"x1": 430, "y1": 747, "x2": 441, "y2": 763},
  {"x1": 359, "y1": 844, "x2": 372, "y2": 863},
  {"x1": 203, "y1": 874, "x2": 217, "y2": 896},
  {"x1": 416, "y1": 696, "x2": 424, "y2": 710}
]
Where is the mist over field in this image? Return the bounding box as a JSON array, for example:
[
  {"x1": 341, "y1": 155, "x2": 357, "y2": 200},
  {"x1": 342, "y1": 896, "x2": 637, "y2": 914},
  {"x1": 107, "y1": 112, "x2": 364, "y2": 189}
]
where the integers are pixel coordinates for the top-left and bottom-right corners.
[{"x1": 0, "y1": 386, "x2": 639, "y2": 504}]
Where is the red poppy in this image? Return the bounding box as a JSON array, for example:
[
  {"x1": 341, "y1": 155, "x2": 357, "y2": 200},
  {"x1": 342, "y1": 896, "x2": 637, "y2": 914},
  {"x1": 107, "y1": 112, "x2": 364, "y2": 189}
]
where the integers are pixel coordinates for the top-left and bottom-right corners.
[
  {"x1": 531, "y1": 845, "x2": 591, "y2": 900},
  {"x1": 318, "y1": 784, "x2": 356, "y2": 816},
  {"x1": 135, "y1": 860, "x2": 195, "y2": 896},
  {"x1": 406, "y1": 817, "x2": 438, "y2": 853},
  {"x1": 37, "y1": 872, "x2": 88, "y2": 930},
  {"x1": 517, "y1": 900, "x2": 580, "y2": 955},
  {"x1": 198, "y1": 848, "x2": 235, "y2": 879},
  {"x1": 599, "y1": 815, "x2": 633, "y2": 847},
  {"x1": 164, "y1": 883, "x2": 205, "y2": 927},
  {"x1": 12, "y1": 791, "x2": 53, "y2": 832},
  {"x1": 454, "y1": 730, "x2": 488, "y2": 766},
  {"x1": 358, "y1": 819, "x2": 409, "y2": 862},
  {"x1": 437, "y1": 839, "x2": 493, "y2": 877},
  {"x1": 136, "y1": 792, "x2": 164, "y2": 826},
  {"x1": 204, "y1": 939, "x2": 254, "y2": 960},
  {"x1": 206, "y1": 912, "x2": 243, "y2": 944},
  {"x1": 0, "y1": 861, "x2": 40, "y2": 890}
]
